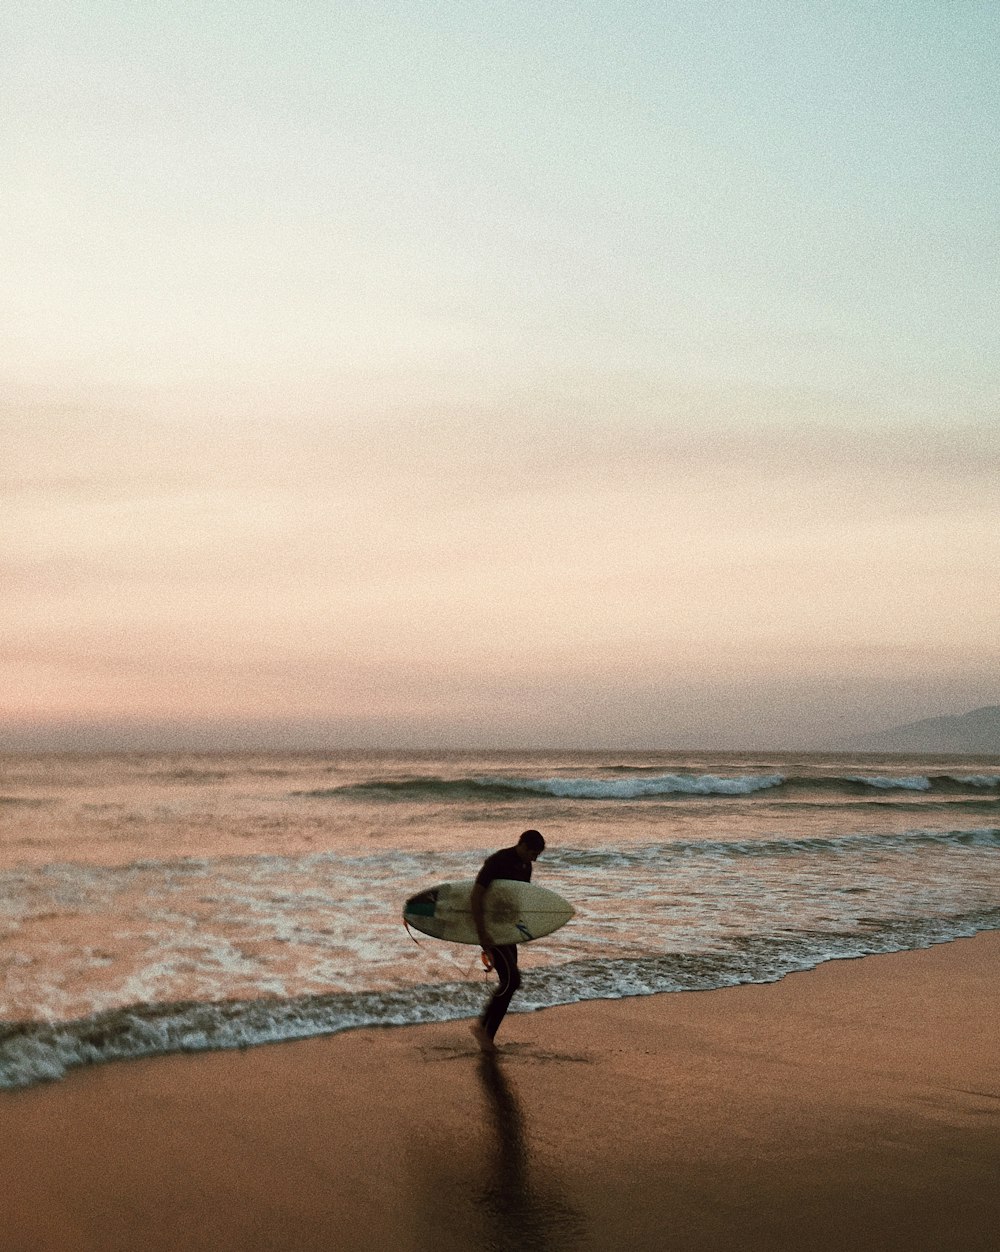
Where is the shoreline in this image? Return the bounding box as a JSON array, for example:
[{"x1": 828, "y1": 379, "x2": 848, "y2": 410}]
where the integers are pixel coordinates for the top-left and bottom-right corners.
[
  {"x1": 3, "y1": 930, "x2": 999, "y2": 1250},
  {"x1": 4, "y1": 919, "x2": 1000, "y2": 1092}
]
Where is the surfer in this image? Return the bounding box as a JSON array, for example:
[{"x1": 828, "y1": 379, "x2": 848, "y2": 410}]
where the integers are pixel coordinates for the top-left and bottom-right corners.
[{"x1": 470, "y1": 829, "x2": 545, "y2": 1054}]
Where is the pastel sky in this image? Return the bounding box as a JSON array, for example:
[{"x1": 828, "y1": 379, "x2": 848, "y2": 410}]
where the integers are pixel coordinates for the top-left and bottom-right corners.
[{"x1": 3, "y1": 1, "x2": 998, "y2": 750}]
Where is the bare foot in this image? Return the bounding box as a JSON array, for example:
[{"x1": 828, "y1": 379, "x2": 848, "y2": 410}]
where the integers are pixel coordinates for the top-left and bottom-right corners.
[{"x1": 470, "y1": 1023, "x2": 497, "y2": 1054}]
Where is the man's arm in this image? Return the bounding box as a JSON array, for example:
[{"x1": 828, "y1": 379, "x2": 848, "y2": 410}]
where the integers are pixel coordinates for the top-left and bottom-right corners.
[{"x1": 471, "y1": 881, "x2": 491, "y2": 948}]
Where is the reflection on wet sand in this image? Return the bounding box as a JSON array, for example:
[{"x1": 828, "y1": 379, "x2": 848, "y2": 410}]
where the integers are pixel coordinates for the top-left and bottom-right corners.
[{"x1": 476, "y1": 1054, "x2": 583, "y2": 1252}]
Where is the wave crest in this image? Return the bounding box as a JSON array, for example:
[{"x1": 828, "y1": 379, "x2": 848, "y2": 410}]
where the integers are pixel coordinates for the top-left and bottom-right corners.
[
  {"x1": 486, "y1": 773, "x2": 787, "y2": 799},
  {"x1": 547, "y1": 826, "x2": 1000, "y2": 869},
  {"x1": 293, "y1": 771, "x2": 1000, "y2": 803}
]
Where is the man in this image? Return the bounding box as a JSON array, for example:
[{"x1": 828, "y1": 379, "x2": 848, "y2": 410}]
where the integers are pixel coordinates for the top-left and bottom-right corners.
[{"x1": 470, "y1": 829, "x2": 545, "y2": 1054}]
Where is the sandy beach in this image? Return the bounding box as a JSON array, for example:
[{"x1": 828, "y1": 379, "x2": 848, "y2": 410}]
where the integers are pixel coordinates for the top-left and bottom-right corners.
[{"x1": 3, "y1": 931, "x2": 997, "y2": 1252}]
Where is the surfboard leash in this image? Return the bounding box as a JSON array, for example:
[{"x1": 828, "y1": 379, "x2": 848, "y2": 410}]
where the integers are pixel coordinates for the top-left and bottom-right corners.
[{"x1": 403, "y1": 919, "x2": 492, "y2": 981}]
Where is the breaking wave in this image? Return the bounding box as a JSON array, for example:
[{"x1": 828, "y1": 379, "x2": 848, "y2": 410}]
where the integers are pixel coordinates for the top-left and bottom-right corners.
[
  {"x1": 3, "y1": 907, "x2": 998, "y2": 1092},
  {"x1": 545, "y1": 826, "x2": 1000, "y2": 869},
  {"x1": 294, "y1": 772, "x2": 1000, "y2": 803}
]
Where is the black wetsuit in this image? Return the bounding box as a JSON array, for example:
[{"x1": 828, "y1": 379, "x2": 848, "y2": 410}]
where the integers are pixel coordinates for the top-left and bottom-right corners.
[{"x1": 476, "y1": 846, "x2": 531, "y2": 1040}]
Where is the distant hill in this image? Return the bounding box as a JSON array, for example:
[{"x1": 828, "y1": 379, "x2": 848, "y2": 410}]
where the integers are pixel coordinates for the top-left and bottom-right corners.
[{"x1": 850, "y1": 705, "x2": 1000, "y2": 754}]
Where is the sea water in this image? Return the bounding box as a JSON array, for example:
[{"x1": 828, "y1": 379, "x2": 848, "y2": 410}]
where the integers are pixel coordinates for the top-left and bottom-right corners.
[{"x1": 1, "y1": 749, "x2": 998, "y2": 1089}]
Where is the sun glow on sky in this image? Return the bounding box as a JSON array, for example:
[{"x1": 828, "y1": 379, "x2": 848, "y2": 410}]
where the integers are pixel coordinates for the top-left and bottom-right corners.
[{"x1": 3, "y1": 2, "x2": 998, "y2": 749}]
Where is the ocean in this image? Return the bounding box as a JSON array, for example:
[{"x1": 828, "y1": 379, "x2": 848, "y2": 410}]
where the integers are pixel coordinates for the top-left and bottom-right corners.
[{"x1": 2, "y1": 749, "x2": 998, "y2": 1090}]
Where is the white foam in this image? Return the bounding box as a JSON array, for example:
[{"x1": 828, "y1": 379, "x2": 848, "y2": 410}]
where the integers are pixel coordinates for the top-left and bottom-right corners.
[
  {"x1": 491, "y1": 773, "x2": 786, "y2": 799},
  {"x1": 3, "y1": 909, "x2": 998, "y2": 1092},
  {"x1": 844, "y1": 775, "x2": 932, "y2": 791},
  {"x1": 947, "y1": 775, "x2": 1000, "y2": 788}
]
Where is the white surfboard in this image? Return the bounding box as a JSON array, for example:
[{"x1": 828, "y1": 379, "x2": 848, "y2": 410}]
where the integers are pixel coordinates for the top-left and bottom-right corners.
[{"x1": 403, "y1": 879, "x2": 574, "y2": 946}]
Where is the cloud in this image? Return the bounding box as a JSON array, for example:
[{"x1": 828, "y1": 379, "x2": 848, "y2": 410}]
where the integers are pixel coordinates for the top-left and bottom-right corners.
[{"x1": 3, "y1": 392, "x2": 997, "y2": 748}]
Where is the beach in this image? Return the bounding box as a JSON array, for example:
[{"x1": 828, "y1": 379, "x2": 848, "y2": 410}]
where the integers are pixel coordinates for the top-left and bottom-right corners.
[
  {"x1": 4, "y1": 750, "x2": 999, "y2": 1089},
  {"x1": 3, "y1": 930, "x2": 997, "y2": 1252}
]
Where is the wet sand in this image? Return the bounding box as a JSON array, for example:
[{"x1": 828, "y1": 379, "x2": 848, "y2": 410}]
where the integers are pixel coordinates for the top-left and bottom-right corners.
[{"x1": 3, "y1": 932, "x2": 998, "y2": 1252}]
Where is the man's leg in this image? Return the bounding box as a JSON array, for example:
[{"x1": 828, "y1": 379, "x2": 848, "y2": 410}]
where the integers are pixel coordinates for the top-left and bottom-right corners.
[{"x1": 480, "y1": 944, "x2": 521, "y2": 1040}]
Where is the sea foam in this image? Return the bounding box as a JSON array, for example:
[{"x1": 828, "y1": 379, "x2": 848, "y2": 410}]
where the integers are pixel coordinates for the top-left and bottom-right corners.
[{"x1": 3, "y1": 906, "x2": 998, "y2": 1092}]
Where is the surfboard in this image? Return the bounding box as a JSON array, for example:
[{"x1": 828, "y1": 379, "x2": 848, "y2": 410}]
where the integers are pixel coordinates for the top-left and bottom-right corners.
[{"x1": 403, "y1": 879, "x2": 574, "y2": 946}]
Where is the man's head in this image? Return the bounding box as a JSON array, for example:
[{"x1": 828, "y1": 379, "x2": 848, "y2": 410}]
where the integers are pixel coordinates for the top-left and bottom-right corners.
[{"x1": 516, "y1": 829, "x2": 545, "y2": 863}]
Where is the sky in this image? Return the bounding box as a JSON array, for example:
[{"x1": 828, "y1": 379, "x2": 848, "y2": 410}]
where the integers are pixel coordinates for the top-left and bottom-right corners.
[{"x1": 3, "y1": 1, "x2": 998, "y2": 751}]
